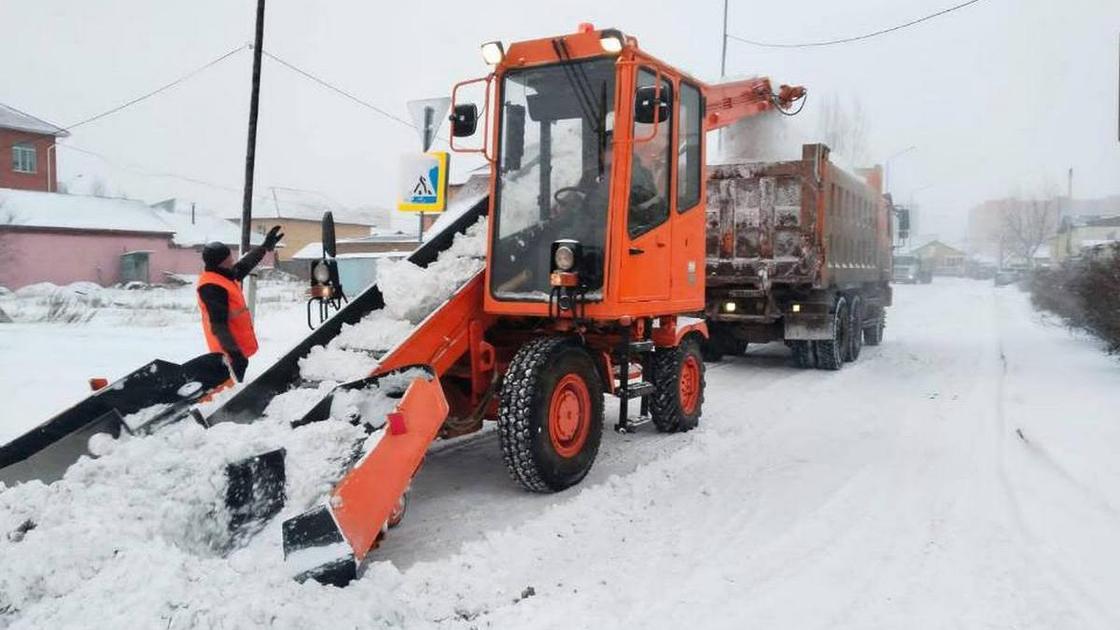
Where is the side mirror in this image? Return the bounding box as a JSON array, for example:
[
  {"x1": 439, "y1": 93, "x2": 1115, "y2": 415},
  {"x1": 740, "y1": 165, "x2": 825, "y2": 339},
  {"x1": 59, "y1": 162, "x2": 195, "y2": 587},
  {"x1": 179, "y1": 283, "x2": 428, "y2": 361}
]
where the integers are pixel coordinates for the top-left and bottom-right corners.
[
  {"x1": 450, "y1": 103, "x2": 479, "y2": 137},
  {"x1": 634, "y1": 85, "x2": 670, "y2": 125},
  {"x1": 321, "y1": 211, "x2": 337, "y2": 258},
  {"x1": 503, "y1": 104, "x2": 526, "y2": 171}
]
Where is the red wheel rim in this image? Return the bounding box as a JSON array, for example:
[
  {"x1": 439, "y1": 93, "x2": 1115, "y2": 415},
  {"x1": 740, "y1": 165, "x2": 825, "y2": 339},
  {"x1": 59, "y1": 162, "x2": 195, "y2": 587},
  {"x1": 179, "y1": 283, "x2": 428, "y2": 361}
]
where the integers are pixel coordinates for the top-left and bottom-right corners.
[
  {"x1": 679, "y1": 355, "x2": 701, "y2": 415},
  {"x1": 548, "y1": 374, "x2": 591, "y2": 458}
]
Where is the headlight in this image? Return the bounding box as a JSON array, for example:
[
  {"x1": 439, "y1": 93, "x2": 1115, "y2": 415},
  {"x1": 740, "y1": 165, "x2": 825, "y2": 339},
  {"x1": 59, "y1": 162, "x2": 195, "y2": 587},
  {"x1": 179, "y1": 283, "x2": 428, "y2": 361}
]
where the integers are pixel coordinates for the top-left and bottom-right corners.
[
  {"x1": 599, "y1": 29, "x2": 624, "y2": 54},
  {"x1": 554, "y1": 245, "x2": 576, "y2": 271},
  {"x1": 724, "y1": 301, "x2": 737, "y2": 313},
  {"x1": 313, "y1": 263, "x2": 331, "y2": 283},
  {"x1": 481, "y1": 41, "x2": 505, "y2": 65}
]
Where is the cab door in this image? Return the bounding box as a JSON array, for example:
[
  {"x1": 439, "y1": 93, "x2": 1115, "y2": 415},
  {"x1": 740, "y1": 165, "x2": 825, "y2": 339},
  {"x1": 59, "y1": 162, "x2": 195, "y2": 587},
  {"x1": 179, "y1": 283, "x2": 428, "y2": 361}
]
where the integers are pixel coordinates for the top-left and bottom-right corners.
[
  {"x1": 669, "y1": 80, "x2": 706, "y2": 308},
  {"x1": 618, "y1": 68, "x2": 674, "y2": 303}
]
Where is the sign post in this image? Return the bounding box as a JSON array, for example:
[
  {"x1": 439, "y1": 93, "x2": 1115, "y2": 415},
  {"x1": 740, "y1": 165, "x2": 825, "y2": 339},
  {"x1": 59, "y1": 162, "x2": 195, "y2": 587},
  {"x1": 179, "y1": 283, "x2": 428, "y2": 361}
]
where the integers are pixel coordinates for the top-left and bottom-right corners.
[{"x1": 399, "y1": 97, "x2": 453, "y2": 239}]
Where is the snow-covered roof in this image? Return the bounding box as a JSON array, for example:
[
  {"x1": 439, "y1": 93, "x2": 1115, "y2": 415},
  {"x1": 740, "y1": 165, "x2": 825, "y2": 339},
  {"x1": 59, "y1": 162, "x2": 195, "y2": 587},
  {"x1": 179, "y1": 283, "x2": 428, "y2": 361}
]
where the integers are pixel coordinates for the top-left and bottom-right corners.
[
  {"x1": 221, "y1": 188, "x2": 387, "y2": 226},
  {"x1": 0, "y1": 189, "x2": 173, "y2": 235},
  {"x1": 291, "y1": 234, "x2": 417, "y2": 260},
  {"x1": 150, "y1": 198, "x2": 262, "y2": 247},
  {"x1": 1079, "y1": 239, "x2": 1119, "y2": 249},
  {"x1": 0, "y1": 103, "x2": 69, "y2": 137}
]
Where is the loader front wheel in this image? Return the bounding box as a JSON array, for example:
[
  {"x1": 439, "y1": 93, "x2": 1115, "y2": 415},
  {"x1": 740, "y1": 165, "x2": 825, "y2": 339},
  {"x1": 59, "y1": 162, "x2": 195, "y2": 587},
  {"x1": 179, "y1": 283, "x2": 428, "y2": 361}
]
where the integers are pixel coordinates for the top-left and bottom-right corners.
[
  {"x1": 498, "y1": 338, "x2": 604, "y2": 493},
  {"x1": 650, "y1": 336, "x2": 705, "y2": 433}
]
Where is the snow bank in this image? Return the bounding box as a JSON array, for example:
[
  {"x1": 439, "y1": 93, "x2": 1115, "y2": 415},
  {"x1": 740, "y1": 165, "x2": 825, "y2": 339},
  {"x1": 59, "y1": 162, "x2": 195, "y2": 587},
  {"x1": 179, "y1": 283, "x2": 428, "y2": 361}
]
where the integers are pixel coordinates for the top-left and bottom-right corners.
[{"x1": 0, "y1": 279, "x2": 304, "y2": 326}]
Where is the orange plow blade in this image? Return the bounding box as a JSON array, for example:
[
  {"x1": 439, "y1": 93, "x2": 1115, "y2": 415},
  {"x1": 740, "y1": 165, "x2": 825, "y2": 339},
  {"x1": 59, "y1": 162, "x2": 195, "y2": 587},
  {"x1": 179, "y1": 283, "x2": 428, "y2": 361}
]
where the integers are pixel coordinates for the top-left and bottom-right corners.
[
  {"x1": 281, "y1": 272, "x2": 490, "y2": 585},
  {"x1": 281, "y1": 371, "x2": 449, "y2": 585}
]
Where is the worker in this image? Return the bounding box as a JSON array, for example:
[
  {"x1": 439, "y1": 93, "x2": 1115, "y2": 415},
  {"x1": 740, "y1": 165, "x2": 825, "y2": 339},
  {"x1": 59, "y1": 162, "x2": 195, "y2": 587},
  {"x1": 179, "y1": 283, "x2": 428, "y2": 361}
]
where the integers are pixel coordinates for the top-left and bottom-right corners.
[{"x1": 196, "y1": 226, "x2": 283, "y2": 382}]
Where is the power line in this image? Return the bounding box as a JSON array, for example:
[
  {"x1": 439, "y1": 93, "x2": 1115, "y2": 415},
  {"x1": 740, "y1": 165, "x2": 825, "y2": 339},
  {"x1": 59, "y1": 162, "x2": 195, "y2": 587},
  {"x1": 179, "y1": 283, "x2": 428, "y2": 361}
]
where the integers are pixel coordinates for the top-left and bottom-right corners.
[
  {"x1": 727, "y1": 0, "x2": 987, "y2": 49},
  {"x1": 260, "y1": 49, "x2": 416, "y2": 131},
  {"x1": 65, "y1": 44, "x2": 248, "y2": 131},
  {"x1": 3, "y1": 44, "x2": 247, "y2": 150}
]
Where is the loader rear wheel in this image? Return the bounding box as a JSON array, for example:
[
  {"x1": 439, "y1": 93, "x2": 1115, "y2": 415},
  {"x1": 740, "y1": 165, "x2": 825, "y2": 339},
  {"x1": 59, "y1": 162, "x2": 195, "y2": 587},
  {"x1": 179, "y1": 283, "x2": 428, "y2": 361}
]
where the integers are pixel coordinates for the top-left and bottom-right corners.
[
  {"x1": 651, "y1": 336, "x2": 705, "y2": 433},
  {"x1": 813, "y1": 295, "x2": 848, "y2": 371},
  {"x1": 847, "y1": 296, "x2": 864, "y2": 362},
  {"x1": 498, "y1": 338, "x2": 604, "y2": 493}
]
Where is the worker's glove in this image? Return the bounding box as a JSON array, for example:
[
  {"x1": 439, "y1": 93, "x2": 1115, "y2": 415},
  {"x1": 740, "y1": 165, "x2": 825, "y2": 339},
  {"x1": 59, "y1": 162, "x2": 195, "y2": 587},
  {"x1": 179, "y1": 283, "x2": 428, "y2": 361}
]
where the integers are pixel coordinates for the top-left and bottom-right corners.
[
  {"x1": 263, "y1": 225, "x2": 284, "y2": 251},
  {"x1": 227, "y1": 351, "x2": 249, "y2": 383}
]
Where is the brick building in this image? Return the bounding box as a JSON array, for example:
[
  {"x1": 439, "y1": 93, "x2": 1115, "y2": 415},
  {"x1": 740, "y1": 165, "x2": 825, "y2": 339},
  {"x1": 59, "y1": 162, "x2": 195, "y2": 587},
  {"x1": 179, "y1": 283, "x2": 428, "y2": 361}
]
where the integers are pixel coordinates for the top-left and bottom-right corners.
[{"x1": 1, "y1": 103, "x2": 68, "y2": 192}]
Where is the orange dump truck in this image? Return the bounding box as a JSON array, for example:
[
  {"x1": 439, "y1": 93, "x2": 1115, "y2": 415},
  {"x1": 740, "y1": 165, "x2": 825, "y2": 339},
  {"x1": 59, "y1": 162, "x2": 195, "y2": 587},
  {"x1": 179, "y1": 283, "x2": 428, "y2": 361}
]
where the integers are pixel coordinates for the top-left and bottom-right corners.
[{"x1": 703, "y1": 143, "x2": 894, "y2": 369}]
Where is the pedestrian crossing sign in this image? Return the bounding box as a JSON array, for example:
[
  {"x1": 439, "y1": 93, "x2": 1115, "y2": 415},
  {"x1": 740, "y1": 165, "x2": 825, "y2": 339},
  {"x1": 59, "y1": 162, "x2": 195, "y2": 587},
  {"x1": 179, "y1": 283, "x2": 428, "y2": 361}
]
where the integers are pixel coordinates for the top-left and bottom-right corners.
[{"x1": 397, "y1": 151, "x2": 449, "y2": 212}]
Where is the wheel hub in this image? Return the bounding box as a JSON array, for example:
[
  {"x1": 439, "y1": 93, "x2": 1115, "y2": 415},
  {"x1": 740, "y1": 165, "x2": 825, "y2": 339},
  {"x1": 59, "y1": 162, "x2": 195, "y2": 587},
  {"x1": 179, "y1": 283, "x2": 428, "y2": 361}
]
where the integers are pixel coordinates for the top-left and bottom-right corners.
[
  {"x1": 549, "y1": 374, "x2": 591, "y2": 458},
  {"x1": 679, "y1": 355, "x2": 701, "y2": 415}
]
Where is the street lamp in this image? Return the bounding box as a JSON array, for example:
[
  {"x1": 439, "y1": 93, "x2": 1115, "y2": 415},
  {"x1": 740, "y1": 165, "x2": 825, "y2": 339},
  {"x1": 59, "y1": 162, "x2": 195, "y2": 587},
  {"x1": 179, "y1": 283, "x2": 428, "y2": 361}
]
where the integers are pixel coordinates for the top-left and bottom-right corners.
[{"x1": 884, "y1": 145, "x2": 916, "y2": 196}]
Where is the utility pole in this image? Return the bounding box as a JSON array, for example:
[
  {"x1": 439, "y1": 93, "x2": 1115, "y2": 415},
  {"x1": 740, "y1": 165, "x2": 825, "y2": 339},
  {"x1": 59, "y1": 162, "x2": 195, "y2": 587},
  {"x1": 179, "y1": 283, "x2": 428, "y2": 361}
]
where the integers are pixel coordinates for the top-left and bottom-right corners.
[
  {"x1": 241, "y1": 0, "x2": 266, "y2": 318},
  {"x1": 718, "y1": 0, "x2": 729, "y2": 155},
  {"x1": 720, "y1": 0, "x2": 728, "y2": 79}
]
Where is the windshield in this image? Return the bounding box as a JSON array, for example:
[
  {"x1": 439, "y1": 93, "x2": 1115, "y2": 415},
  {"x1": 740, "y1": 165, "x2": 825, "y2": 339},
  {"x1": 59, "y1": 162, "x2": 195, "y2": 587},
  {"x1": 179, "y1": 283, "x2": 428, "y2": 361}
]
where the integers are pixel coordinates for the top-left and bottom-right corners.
[{"x1": 490, "y1": 59, "x2": 616, "y2": 301}]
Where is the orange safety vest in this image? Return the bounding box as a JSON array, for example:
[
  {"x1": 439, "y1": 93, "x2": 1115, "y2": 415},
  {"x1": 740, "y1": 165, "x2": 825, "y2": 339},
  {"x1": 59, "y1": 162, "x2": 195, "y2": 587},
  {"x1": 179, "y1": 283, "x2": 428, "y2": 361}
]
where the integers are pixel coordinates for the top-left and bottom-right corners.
[{"x1": 197, "y1": 271, "x2": 259, "y2": 358}]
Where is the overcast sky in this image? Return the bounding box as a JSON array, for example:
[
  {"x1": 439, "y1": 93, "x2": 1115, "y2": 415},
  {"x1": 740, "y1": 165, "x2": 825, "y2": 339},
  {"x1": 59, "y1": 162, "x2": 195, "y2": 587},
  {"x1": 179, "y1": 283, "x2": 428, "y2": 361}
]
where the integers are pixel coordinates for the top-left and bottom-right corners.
[{"x1": 2, "y1": 0, "x2": 1118, "y2": 243}]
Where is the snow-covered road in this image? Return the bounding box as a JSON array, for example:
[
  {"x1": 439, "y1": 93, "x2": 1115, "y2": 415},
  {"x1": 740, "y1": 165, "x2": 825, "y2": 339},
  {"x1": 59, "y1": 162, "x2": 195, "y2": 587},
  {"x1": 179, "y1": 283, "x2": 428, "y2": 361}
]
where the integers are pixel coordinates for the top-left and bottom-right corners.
[{"x1": 2, "y1": 278, "x2": 1119, "y2": 628}]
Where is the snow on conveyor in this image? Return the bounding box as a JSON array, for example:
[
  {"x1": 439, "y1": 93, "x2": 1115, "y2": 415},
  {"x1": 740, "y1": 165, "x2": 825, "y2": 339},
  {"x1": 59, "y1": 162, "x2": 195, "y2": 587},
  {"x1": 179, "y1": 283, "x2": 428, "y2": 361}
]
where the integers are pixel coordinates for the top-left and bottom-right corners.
[{"x1": 297, "y1": 219, "x2": 487, "y2": 382}]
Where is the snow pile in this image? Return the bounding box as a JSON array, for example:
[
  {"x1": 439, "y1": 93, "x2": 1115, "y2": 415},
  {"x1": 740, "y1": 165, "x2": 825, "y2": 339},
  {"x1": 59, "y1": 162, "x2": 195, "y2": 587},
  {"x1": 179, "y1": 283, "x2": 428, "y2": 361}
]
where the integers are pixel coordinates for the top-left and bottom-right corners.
[
  {"x1": 297, "y1": 218, "x2": 487, "y2": 383},
  {"x1": 0, "y1": 279, "x2": 304, "y2": 326},
  {"x1": 0, "y1": 378, "x2": 401, "y2": 627}
]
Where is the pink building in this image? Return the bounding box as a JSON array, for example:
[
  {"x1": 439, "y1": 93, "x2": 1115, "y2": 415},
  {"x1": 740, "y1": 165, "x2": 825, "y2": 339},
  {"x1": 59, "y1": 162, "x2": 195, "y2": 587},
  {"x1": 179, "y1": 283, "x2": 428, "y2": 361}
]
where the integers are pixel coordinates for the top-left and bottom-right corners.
[{"x1": 0, "y1": 190, "x2": 258, "y2": 289}]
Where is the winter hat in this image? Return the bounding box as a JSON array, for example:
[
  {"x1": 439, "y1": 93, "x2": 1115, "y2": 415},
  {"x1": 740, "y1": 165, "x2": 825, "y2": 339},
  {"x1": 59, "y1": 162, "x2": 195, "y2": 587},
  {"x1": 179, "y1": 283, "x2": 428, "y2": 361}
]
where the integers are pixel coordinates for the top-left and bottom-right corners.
[{"x1": 202, "y1": 241, "x2": 231, "y2": 268}]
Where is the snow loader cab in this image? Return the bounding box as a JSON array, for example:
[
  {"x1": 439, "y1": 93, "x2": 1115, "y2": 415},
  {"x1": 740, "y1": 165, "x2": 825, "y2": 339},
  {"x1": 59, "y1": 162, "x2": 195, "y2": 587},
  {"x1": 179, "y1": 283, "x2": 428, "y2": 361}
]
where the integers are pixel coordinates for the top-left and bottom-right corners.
[{"x1": 454, "y1": 26, "x2": 712, "y2": 321}]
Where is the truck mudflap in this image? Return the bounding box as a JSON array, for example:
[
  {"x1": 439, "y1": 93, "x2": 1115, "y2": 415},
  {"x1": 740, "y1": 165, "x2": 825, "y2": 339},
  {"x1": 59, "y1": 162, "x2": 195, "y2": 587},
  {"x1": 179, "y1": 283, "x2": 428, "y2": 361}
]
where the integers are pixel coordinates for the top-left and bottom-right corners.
[
  {"x1": 783, "y1": 303, "x2": 835, "y2": 341},
  {"x1": 282, "y1": 371, "x2": 450, "y2": 586},
  {"x1": 0, "y1": 352, "x2": 230, "y2": 486}
]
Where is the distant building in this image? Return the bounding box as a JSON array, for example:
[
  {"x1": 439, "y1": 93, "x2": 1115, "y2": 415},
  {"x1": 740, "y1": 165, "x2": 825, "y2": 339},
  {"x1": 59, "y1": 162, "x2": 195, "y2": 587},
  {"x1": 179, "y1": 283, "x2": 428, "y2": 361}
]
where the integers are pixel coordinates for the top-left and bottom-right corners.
[
  {"x1": 291, "y1": 231, "x2": 418, "y2": 291},
  {"x1": 224, "y1": 188, "x2": 388, "y2": 268},
  {"x1": 1050, "y1": 215, "x2": 1120, "y2": 263},
  {"x1": 0, "y1": 190, "x2": 255, "y2": 289},
  {"x1": 1, "y1": 103, "x2": 69, "y2": 193},
  {"x1": 911, "y1": 240, "x2": 968, "y2": 276},
  {"x1": 968, "y1": 195, "x2": 1118, "y2": 261}
]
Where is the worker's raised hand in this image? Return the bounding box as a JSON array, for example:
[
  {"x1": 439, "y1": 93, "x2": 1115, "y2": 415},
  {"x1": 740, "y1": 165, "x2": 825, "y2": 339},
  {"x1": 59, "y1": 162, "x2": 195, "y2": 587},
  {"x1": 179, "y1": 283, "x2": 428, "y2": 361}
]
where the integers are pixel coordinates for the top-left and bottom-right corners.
[{"x1": 263, "y1": 225, "x2": 285, "y2": 251}]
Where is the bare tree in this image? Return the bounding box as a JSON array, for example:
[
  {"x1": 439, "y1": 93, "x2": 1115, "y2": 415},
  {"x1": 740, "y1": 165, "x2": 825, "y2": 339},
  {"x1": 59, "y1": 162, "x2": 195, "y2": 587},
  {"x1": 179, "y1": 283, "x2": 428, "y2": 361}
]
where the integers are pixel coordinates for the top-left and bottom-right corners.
[
  {"x1": 0, "y1": 196, "x2": 16, "y2": 272},
  {"x1": 816, "y1": 94, "x2": 870, "y2": 166},
  {"x1": 1001, "y1": 192, "x2": 1059, "y2": 266},
  {"x1": 89, "y1": 176, "x2": 110, "y2": 198}
]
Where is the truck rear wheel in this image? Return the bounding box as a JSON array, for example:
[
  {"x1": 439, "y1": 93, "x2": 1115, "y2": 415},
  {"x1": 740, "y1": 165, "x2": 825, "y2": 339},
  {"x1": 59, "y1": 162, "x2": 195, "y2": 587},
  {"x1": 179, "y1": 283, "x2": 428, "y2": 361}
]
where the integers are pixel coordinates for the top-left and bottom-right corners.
[
  {"x1": 847, "y1": 296, "x2": 864, "y2": 362},
  {"x1": 813, "y1": 295, "x2": 848, "y2": 371},
  {"x1": 651, "y1": 336, "x2": 705, "y2": 433},
  {"x1": 498, "y1": 337, "x2": 604, "y2": 492},
  {"x1": 790, "y1": 341, "x2": 815, "y2": 368},
  {"x1": 864, "y1": 308, "x2": 886, "y2": 346}
]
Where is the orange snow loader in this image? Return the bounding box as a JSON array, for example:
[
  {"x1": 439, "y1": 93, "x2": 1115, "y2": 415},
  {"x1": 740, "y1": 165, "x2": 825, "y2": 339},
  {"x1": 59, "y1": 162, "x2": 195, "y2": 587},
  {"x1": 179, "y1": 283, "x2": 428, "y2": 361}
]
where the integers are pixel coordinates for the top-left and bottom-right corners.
[{"x1": 280, "y1": 24, "x2": 805, "y2": 585}]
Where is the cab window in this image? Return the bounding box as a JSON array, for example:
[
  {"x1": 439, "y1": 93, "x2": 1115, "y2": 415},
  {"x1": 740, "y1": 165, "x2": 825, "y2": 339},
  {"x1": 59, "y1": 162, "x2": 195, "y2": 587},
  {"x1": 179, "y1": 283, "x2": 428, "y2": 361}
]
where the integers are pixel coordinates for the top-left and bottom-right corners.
[
  {"x1": 677, "y1": 82, "x2": 702, "y2": 212},
  {"x1": 628, "y1": 69, "x2": 672, "y2": 237}
]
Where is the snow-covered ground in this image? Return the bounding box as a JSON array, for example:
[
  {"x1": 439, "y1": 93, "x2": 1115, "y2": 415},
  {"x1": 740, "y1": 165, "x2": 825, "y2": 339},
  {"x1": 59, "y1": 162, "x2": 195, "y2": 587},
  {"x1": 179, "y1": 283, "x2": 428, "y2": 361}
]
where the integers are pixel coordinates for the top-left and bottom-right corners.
[{"x1": 2, "y1": 278, "x2": 1119, "y2": 628}]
